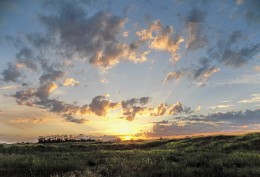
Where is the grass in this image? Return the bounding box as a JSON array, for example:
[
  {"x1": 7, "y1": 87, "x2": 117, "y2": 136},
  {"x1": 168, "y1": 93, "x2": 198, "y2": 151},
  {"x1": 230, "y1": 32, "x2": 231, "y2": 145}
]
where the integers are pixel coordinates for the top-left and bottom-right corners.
[{"x1": 0, "y1": 133, "x2": 259, "y2": 177}]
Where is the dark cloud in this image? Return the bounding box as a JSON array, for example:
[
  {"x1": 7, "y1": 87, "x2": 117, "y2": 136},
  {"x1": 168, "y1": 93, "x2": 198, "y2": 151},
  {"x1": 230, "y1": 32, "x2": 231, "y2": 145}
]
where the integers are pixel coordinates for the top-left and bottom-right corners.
[
  {"x1": 151, "y1": 102, "x2": 191, "y2": 117},
  {"x1": 146, "y1": 122, "x2": 215, "y2": 137},
  {"x1": 0, "y1": 0, "x2": 19, "y2": 25},
  {"x1": 208, "y1": 30, "x2": 260, "y2": 68},
  {"x1": 64, "y1": 114, "x2": 88, "y2": 124},
  {"x1": 165, "y1": 58, "x2": 220, "y2": 84},
  {"x1": 26, "y1": 33, "x2": 54, "y2": 50},
  {"x1": 4, "y1": 35, "x2": 24, "y2": 48},
  {"x1": 89, "y1": 95, "x2": 119, "y2": 116},
  {"x1": 219, "y1": 44, "x2": 260, "y2": 68},
  {"x1": 145, "y1": 109, "x2": 260, "y2": 137},
  {"x1": 38, "y1": 1, "x2": 146, "y2": 68},
  {"x1": 206, "y1": 109, "x2": 260, "y2": 125},
  {"x1": 237, "y1": 0, "x2": 260, "y2": 24},
  {"x1": 12, "y1": 86, "x2": 191, "y2": 122},
  {"x1": 120, "y1": 97, "x2": 151, "y2": 121},
  {"x1": 165, "y1": 70, "x2": 186, "y2": 83},
  {"x1": 122, "y1": 106, "x2": 148, "y2": 121},
  {"x1": 120, "y1": 99, "x2": 192, "y2": 121},
  {"x1": 16, "y1": 48, "x2": 38, "y2": 71},
  {"x1": 1, "y1": 63, "x2": 22, "y2": 83},
  {"x1": 13, "y1": 88, "x2": 35, "y2": 101},
  {"x1": 121, "y1": 97, "x2": 151, "y2": 109},
  {"x1": 39, "y1": 69, "x2": 65, "y2": 85},
  {"x1": 35, "y1": 82, "x2": 57, "y2": 99},
  {"x1": 185, "y1": 8, "x2": 207, "y2": 50},
  {"x1": 193, "y1": 58, "x2": 220, "y2": 80},
  {"x1": 227, "y1": 30, "x2": 242, "y2": 45}
]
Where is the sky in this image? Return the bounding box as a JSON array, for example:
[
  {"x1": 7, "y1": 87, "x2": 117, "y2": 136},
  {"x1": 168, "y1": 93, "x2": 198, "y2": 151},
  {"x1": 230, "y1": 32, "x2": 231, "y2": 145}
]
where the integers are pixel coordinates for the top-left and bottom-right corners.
[{"x1": 0, "y1": 0, "x2": 260, "y2": 143}]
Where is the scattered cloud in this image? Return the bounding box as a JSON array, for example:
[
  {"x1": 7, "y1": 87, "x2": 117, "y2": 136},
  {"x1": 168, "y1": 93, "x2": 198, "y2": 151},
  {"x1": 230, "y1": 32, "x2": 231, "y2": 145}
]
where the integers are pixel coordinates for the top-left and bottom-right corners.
[
  {"x1": 12, "y1": 87, "x2": 192, "y2": 122},
  {"x1": 63, "y1": 78, "x2": 79, "y2": 86},
  {"x1": 164, "y1": 71, "x2": 186, "y2": 83},
  {"x1": 238, "y1": 94, "x2": 260, "y2": 104},
  {"x1": 165, "y1": 58, "x2": 220, "y2": 84},
  {"x1": 192, "y1": 58, "x2": 220, "y2": 81},
  {"x1": 136, "y1": 20, "x2": 184, "y2": 63}
]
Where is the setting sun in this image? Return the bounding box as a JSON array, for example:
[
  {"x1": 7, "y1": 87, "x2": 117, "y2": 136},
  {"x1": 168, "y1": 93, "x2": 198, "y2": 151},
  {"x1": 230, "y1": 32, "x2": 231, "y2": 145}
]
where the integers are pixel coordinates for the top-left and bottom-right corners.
[{"x1": 121, "y1": 135, "x2": 134, "y2": 141}]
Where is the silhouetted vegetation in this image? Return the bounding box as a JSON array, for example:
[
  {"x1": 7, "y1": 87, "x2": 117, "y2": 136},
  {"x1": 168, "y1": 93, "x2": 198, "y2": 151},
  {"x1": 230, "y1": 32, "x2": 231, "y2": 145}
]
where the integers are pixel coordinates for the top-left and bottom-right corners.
[
  {"x1": 0, "y1": 133, "x2": 259, "y2": 177},
  {"x1": 37, "y1": 134, "x2": 97, "y2": 144}
]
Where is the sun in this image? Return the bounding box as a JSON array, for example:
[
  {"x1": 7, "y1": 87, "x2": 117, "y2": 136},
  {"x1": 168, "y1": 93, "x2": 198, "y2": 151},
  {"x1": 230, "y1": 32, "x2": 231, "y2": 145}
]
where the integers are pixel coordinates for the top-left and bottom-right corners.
[{"x1": 121, "y1": 135, "x2": 134, "y2": 141}]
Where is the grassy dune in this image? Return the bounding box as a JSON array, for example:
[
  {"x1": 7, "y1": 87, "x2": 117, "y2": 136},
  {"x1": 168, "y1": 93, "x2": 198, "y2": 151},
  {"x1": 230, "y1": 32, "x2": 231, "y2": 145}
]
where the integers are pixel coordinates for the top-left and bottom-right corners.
[{"x1": 0, "y1": 133, "x2": 259, "y2": 177}]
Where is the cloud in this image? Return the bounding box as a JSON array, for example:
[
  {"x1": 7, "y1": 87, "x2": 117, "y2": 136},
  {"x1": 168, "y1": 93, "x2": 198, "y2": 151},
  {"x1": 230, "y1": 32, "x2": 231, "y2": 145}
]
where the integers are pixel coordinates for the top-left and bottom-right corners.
[
  {"x1": 64, "y1": 114, "x2": 88, "y2": 124},
  {"x1": 165, "y1": 58, "x2": 220, "y2": 84},
  {"x1": 0, "y1": 85, "x2": 17, "y2": 90},
  {"x1": 120, "y1": 98, "x2": 192, "y2": 121},
  {"x1": 208, "y1": 30, "x2": 260, "y2": 68},
  {"x1": 0, "y1": 0, "x2": 19, "y2": 25},
  {"x1": 37, "y1": 1, "x2": 149, "y2": 69},
  {"x1": 36, "y1": 82, "x2": 58, "y2": 99},
  {"x1": 89, "y1": 95, "x2": 119, "y2": 116},
  {"x1": 89, "y1": 43, "x2": 149, "y2": 69},
  {"x1": 12, "y1": 86, "x2": 192, "y2": 122},
  {"x1": 151, "y1": 102, "x2": 191, "y2": 116},
  {"x1": 26, "y1": 33, "x2": 54, "y2": 49},
  {"x1": 1, "y1": 63, "x2": 22, "y2": 83},
  {"x1": 39, "y1": 68, "x2": 65, "y2": 85},
  {"x1": 254, "y1": 66, "x2": 260, "y2": 72},
  {"x1": 238, "y1": 94, "x2": 260, "y2": 104},
  {"x1": 8, "y1": 117, "x2": 47, "y2": 124},
  {"x1": 136, "y1": 20, "x2": 184, "y2": 62},
  {"x1": 237, "y1": 0, "x2": 260, "y2": 24},
  {"x1": 122, "y1": 106, "x2": 149, "y2": 121},
  {"x1": 220, "y1": 44, "x2": 260, "y2": 68},
  {"x1": 121, "y1": 97, "x2": 151, "y2": 109},
  {"x1": 145, "y1": 109, "x2": 260, "y2": 137},
  {"x1": 185, "y1": 8, "x2": 207, "y2": 50},
  {"x1": 209, "y1": 104, "x2": 232, "y2": 109},
  {"x1": 16, "y1": 48, "x2": 38, "y2": 71},
  {"x1": 120, "y1": 97, "x2": 152, "y2": 121},
  {"x1": 193, "y1": 58, "x2": 220, "y2": 81},
  {"x1": 13, "y1": 88, "x2": 36, "y2": 106},
  {"x1": 236, "y1": 0, "x2": 245, "y2": 5},
  {"x1": 63, "y1": 78, "x2": 79, "y2": 86}
]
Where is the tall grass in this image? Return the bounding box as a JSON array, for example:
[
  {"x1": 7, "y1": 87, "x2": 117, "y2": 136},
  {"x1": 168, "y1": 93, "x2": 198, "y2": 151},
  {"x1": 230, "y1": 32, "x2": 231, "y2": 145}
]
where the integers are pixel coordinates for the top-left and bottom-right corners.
[{"x1": 0, "y1": 133, "x2": 259, "y2": 177}]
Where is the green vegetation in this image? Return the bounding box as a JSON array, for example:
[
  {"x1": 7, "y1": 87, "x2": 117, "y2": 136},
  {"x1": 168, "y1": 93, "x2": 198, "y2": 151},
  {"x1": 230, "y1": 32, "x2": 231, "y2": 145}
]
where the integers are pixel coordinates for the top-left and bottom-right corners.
[{"x1": 0, "y1": 133, "x2": 259, "y2": 177}]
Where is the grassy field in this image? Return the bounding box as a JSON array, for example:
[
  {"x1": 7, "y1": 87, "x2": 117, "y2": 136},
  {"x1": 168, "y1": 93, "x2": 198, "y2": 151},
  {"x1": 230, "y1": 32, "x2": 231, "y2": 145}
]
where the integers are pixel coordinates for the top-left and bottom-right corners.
[{"x1": 0, "y1": 133, "x2": 259, "y2": 177}]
